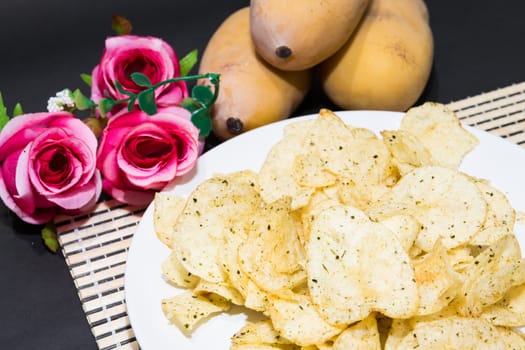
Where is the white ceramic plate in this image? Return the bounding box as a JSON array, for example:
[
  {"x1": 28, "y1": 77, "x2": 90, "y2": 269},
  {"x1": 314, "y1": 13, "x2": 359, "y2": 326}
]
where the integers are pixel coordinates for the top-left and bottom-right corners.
[{"x1": 124, "y1": 110, "x2": 525, "y2": 350}]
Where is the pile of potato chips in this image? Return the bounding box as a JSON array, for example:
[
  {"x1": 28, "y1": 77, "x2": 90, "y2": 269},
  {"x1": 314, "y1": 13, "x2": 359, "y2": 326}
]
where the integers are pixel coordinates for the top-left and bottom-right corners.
[{"x1": 155, "y1": 102, "x2": 525, "y2": 349}]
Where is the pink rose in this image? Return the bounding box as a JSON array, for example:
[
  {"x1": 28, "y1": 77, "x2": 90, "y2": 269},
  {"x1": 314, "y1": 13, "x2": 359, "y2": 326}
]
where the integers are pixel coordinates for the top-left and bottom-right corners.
[
  {"x1": 0, "y1": 112, "x2": 102, "y2": 224},
  {"x1": 91, "y1": 35, "x2": 188, "y2": 115},
  {"x1": 97, "y1": 106, "x2": 201, "y2": 205}
]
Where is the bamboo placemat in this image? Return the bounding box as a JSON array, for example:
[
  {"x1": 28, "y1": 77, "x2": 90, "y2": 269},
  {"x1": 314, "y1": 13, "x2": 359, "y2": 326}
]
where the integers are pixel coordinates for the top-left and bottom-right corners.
[{"x1": 54, "y1": 82, "x2": 525, "y2": 350}]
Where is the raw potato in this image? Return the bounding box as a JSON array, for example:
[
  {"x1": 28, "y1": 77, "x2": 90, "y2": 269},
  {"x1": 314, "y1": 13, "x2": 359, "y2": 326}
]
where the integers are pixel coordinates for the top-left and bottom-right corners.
[
  {"x1": 250, "y1": 0, "x2": 369, "y2": 71},
  {"x1": 198, "y1": 7, "x2": 311, "y2": 140},
  {"x1": 319, "y1": 0, "x2": 434, "y2": 111}
]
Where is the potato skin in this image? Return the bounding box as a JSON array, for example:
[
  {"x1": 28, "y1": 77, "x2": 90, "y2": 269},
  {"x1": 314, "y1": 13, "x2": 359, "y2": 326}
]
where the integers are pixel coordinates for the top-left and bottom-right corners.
[
  {"x1": 319, "y1": 0, "x2": 434, "y2": 112},
  {"x1": 250, "y1": 0, "x2": 369, "y2": 71},
  {"x1": 198, "y1": 7, "x2": 312, "y2": 140}
]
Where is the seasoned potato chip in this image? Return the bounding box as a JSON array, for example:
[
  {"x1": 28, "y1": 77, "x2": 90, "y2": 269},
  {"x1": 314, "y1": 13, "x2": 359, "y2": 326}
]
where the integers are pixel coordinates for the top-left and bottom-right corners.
[
  {"x1": 381, "y1": 129, "x2": 434, "y2": 175},
  {"x1": 470, "y1": 180, "x2": 517, "y2": 246},
  {"x1": 400, "y1": 102, "x2": 479, "y2": 169},
  {"x1": 456, "y1": 234, "x2": 525, "y2": 316},
  {"x1": 172, "y1": 170, "x2": 261, "y2": 283},
  {"x1": 161, "y1": 291, "x2": 230, "y2": 332},
  {"x1": 154, "y1": 192, "x2": 185, "y2": 248},
  {"x1": 231, "y1": 320, "x2": 295, "y2": 347},
  {"x1": 257, "y1": 119, "x2": 317, "y2": 208},
  {"x1": 307, "y1": 205, "x2": 418, "y2": 326},
  {"x1": 412, "y1": 240, "x2": 462, "y2": 315},
  {"x1": 370, "y1": 166, "x2": 487, "y2": 251},
  {"x1": 238, "y1": 198, "x2": 307, "y2": 293},
  {"x1": 395, "y1": 316, "x2": 525, "y2": 349},
  {"x1": 332, "y1": 314, "x2": 381, "y2": 350},
  {"x1": 230, "y1": 345, "x2": 297, "y2": 350},
  {"x1": 193, "y1": 279, "x2": 244, "y2": 306},
  {"x1": 268, "y1": 292, "x2": 344, "y2": 346},
  {"x1": 244, "y1": 279, "x2": 269, "y2": 313},
  {"x1": 156, "y1": 106, "x2": 525, "y2": 350},
  {"x1": 161, "y1": 250, "x2": 199, "y2": 289},
  {"x1": 378, "y1": 214, "x2": 420, "y2": 253},
  {"x1": 482, "y1": 283, "x2": 525, "y2": 327},
  {"x1": 383, "y1": 318, "x2": 412, "y2": 350}
]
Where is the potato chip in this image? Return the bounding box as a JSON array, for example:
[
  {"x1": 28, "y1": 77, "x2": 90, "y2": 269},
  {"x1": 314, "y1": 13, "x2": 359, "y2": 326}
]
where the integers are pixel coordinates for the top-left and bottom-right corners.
[
  {"x1": 378, "y1": 214, "x2": 420, "y2": 253},
  {"x1": 154, "y1": 192, "x2": 185, "y2": 248},
  {"x1": 370, "y1": 166, "x2": 487, "y2": 251},
  {"x1": 412, "y1": 240, "x2": 462, "y2": 315},
  {"x1": 257, "y1": 119, "x2": 317, "y2": 208},
  {"x1": 482, "y1": 283, "x2": 525, "y2": 327},
  {"x1": 383, "y1": 318, "x2": 412, "y2": 350},
  {"x1": 161, "y1": 250, "x2": 199, "y2": 289},
  {"x1": 238, "y1": 198, "x2": 307, "y2": 293},
  {"x1": 172, "y1": 170, "x2": 261, "y2": 283},
  {"x1": 395, "y1": 316, "x2": 525, "y2": 349},
  {"x1": 470, "y1": 180, "x2": 517, "y2": 246},
  {"x1": 268, "y1": 292, "x2": 344, "y2": 346},
  {"x1": 332, "y1": 314, "x2": 381, "y2": 350},
  {"x1": 307, "y1": 204, "x2": 418, "y2": 326},
  {"x1": 400, "y1": 102, "x2": 479, "y2": 169},
  {"x1": 193, "y1": 279, "x2": 245, "y2": 306},
  {"x1": 231, "y1": 320, "x2": 295, "y2": 347},
  {"x1": 230, "y1": 345, "x2": 298, "y2": 350},
  {"x1": 155, "y1": 106, "x2": 525, "y2": 350},
  {"x1": 161, "y1": 291, "x2": 230, "y2": 332},
  {"x1": 456, "y1": 234, "x2": 525, "y2": 316},
  {"x1": 244, "y1": 279, "x2": 269, "y2": 313},
  {"x1": 381, "y1": 129, "x2": 434, "y2": 175}
]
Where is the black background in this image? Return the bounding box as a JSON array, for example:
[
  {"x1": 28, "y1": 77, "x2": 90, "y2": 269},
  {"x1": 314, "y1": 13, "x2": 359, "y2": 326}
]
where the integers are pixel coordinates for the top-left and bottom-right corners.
[{"x1": 1, "y1": 1, "x2": 524, "y2": 349}]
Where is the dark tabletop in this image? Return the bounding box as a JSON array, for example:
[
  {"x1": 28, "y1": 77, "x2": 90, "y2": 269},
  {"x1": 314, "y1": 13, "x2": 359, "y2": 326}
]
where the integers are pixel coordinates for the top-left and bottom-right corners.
[{"x1": 1, "y1": 0, "x2": 525, "y2": 349}]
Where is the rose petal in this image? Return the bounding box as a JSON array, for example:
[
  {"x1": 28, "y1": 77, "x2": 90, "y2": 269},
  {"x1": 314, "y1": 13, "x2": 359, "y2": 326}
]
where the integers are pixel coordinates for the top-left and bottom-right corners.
[
  {"x1": 47, "y1": 172, "x2": 101, "y2": 210},
  {"x1": 0, "y1": 163, "x2": 55, "y2": 225},
  {"x1": 102, "y1": 178, "x2": 155, "y2": 206},
  {"x1": 14, "y1": 143, "x2": 36, "y2": 214}
]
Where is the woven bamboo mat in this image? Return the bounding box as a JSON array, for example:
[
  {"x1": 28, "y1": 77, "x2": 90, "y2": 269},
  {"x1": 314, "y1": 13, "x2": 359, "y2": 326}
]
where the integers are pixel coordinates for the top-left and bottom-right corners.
[{"x1": 54, "y1": 82, "x2": 525, "y2": 350}]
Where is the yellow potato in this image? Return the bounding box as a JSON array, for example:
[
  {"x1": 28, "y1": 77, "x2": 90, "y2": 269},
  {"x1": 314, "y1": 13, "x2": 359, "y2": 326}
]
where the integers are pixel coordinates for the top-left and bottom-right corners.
[
  {"x1": 319, "y1": 0, "x2": 433, "y2": 111},
  {"x1": 198, "y1": 7, "x2": 311, "y2": 140},
  {"x1": 250, "y1": 0, "x2": 369, "y2": 71}
]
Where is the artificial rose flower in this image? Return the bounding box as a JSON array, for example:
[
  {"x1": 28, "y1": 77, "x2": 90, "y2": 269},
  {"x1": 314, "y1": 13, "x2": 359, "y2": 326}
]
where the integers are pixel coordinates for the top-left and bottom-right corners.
[
  {"x1": 97, "y1": 106, "x2": 201, "y2": 205},
  {"x1": 91, "y1": 35, "x2": 188, "y2": 116},
  {"x1": 0, "y1": 112, "x2": 102, "y2": 224}
]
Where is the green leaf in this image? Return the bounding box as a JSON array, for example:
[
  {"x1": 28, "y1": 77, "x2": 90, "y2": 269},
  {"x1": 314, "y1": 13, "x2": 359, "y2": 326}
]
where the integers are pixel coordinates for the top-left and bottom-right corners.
[
  {"x1": 115, "y1": 80, "x2": 134, "y2": 96},
  {"x1": 80, "y1": 73, "x2": 92, "y2": 87},
  {"x1": 179, "y1": 49, "x2": 198, "y2": 77},
  {"x1": 180, "y1": 97, "x2": 201, "y2": 112},
  {"x1": 41, "y1": 222, "x2": 59, "y2": 253},
  {"x1": 12, "y1": 103, "x2": 23, "y2": 117},
  {"x1": 0, "y1": 93, "x2": 10, "y2": 131},
  {"x1": 191, "y1": 108, "x2": 212, "y2": 138},
  {"x1": 138, "y1": 89, "x2": 157, "y2": 115},
  {"x1": 127, "y1": 95, "x2": 137, "y2": 112},
  {"x1": 131, "y1": 72, "x2": 152, "y2": 87},
  {"x1": 112, "y1": 15, "x2": 133, "y2": 35},
  {"x1": 71, "y1": 89, "x2": 96, "y2": 110},
  {"x1": 99, "y1": 98, "x2": 116, "y2": 118},
  {"x1": 192, "y1": 85, "x2": 214, "y2": 105}
]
